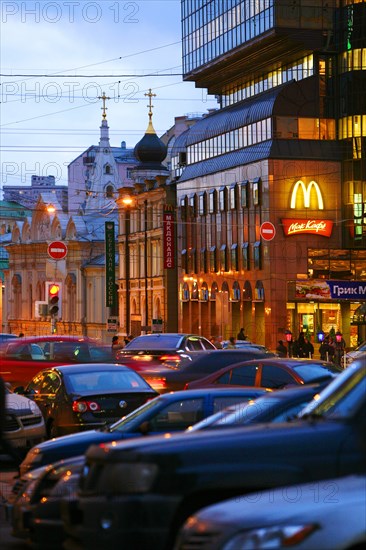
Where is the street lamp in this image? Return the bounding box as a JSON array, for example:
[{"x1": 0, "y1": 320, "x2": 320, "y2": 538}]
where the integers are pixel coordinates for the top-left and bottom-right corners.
[
  {"x1": 285, "y1": 329, "x2": 293, "y2": 357},
  {"x1": 144, "y1": 199, "x2": 149, "y2": 333},
  {"x1": 317, "y1": 329, "x2": 325, "y2": 343},
  {"x1": 121, "y1": 195, "x2": 133, "y2": 337}
]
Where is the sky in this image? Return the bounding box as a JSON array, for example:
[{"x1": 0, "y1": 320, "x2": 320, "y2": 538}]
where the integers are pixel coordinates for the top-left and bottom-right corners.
[{"x1": 0, "y1": 0, "x2": 216, "y2": 192}]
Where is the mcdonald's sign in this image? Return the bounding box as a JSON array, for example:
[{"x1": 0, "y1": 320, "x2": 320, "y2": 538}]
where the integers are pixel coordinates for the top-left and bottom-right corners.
[{"x1": 290, "y1": 180, "x2": 324, "y2": 210}]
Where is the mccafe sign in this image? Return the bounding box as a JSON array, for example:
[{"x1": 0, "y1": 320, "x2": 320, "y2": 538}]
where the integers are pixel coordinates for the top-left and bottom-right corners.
[
  {"x1": 282, "y1": 218, "x2": 334, "y2": 237},
  {"x1": 283, "y1": 179, "x2": 333, "y2": 236}
]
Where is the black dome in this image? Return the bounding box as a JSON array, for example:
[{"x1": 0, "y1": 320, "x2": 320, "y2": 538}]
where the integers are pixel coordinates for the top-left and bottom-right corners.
[{"x1": 134, "y1": 132, "x2": 167, "y2": 166}]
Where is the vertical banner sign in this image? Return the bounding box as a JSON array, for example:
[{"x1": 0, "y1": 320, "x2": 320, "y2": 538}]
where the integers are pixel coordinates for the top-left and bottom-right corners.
[
  {"x1": 105, "y1": 221, "x2": 116, "y2": 308},
  {"x1": 163, "y1": 206, "x2": 175, "y2": 269}
]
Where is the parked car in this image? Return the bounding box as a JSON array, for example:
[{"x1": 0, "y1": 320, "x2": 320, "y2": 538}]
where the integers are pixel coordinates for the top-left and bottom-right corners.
[
  {"x1": 185, "y1": 357, "x2": 341, "y2": 390},
  {"x1": 130, "y1": 348, "x2": 276, "y2": 393},
  {"x1": 1, "y1": 385, "x2": 46, "y2": 454},
  {"x1": 188, "y1": 383, "x2": 329, "y2": 432},
  {"x1": 0, "y1": 335, "x2": 114, "y2": 387},
  {"x1": 15, "y1": 363, "x2": 159, "y2": 438},
  {"x1": 221, "y1": 340, "x2": 271, "y2": 352},
  {"x1": 174, "y1": 474, "x2": 366, "y2": 550},
  {"x1": 62, "y1": 357, "x2": 365, "y2": 550},
  {"x1": 5, "y1": 455, "x2": 84, "y2": 548},
  {"x1": 115, "y1": 333, "x2": 216, "y2": 375},
  {"x1": 345, "y1": 343, "x2": 366, "y2": 364},
  {"x1": 19, "y1": 387, "x2": 269, "y2": 475},
  {"x1": 0, "y1": 333, "x2": 18, "y2": 342}
]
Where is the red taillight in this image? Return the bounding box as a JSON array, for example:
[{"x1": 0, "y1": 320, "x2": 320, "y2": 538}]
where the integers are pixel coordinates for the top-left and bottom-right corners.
[
  {"x1": 159, "y1": 354, "x2": 181, "y2": 362},
  {"x1": 72, "y1": 400, "x2": 101, "y2": 413},
  {"x1": 145, "y1": 377, "x2": 167, "y2": 391},
  {"x1": 183, "y1": 383, "x2": 189, "y2": 390}
]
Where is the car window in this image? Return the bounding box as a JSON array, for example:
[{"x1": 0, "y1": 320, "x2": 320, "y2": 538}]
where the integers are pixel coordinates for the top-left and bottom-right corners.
[
  {"x1": 124, "y1": 335, "x2": 182, "y2": 350},
  {"x1": 186, "y1": 338, "x2": 205, "y2": 351},
  {"x1": 89, "y1": 346, "x2": 113, "y2": 361},
  {"x1": 260, "y1": 365, "x2": 295, "y2": 389},
  {"x1": 149, "y1": 398, "x2": 204, "y2": 431},
  {"x1": 40, "y1": 372, "x2": 62, "y2": 394},
  {"x1": 212, "y1": 395, "x2": 262, "y2": 414},
  {"x1": 230, "y1": 365, "x2": 258, "y2": 385},
  {"x1": 66, "y1": 370, "x2": 150, "y2": 392},
  {"x1": 293, "y1": 362, "x2": 342, "y2": 382},
  {"x1": 30, "y1": 344, "x2": 46, "y2": 360},
  {"x1": 27, "y1": 373, "x2": 45, "y2": 393}
]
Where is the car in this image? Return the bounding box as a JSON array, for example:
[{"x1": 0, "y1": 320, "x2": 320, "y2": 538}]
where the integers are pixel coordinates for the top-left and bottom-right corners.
[
  {"x1": 19, "y1": 387, "x2": 269, "y2": 475},
  {"x1": 2, "y1": 385, "x2": 46, "y2": 453},
  {"x1": 188, "y1": 383, "x2": 329, "y2": 432},
  {"x1": 61, "y1": 357, "x2": 366, "y2": 550},
  {"x1": 14, "y1": 363, "x2": 159, "y2": 438},
  {"x1": 185, "y1": 357, "x2": 341, "y2": 390},
  {"x1": 115, "y1": 333, "x2": 216, "y2": 374},
  {"x1": 345, "y1": 342, "x2": 366, "y2": 364},
  {"x1": 5, "y1": 455, "x2": 84, "y2": 548},
  {"x1": 174, "y1": 474, "x2": 366, "y2": 550},
  {"x1": 131, "y1": 348, "x2": 276, "y2": 393},
  {"x1": 0, "y1": 335, "x2": 114, "y2": 387},
  {"x1": 0, "y1": 333, "x2": 18, "y2": 342},
  {"x1": 221, "y1": 340, "x2": 271, "y2": 352}
]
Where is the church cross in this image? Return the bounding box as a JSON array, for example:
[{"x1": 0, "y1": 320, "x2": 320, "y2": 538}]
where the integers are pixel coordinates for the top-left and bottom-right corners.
[
  {"x1": 145, "y1": 89, "x2": 156, "y2": 121},
  {"x1": 98, "y1": 92, "x2": 111, "y2": 119}
]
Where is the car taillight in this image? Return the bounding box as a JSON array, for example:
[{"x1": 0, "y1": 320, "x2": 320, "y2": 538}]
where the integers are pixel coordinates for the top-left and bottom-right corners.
[
  {"x1": 159, "y1": 354, "x2": 181, "y2": 362},
  {"x1": 145, "y1": 377, "x2": 167, "y2": 392},
  {"x1": 183, "y1": 383, "x2": 189, "y2": 390},
  {"x1": 72, "y1": 400, "x2": 101, "y2": 413}
]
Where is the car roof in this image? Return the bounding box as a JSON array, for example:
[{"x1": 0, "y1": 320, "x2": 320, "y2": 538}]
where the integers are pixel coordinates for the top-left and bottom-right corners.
[
  {"x1": 159, "y1": 387, "x2": 272, "y2": 399},
  {"x1": 2, "y1": 335, "x2": 97, "y2": 344},
  {"x1": 46, "y1": 363, "x2": 132, "y2": 374}
]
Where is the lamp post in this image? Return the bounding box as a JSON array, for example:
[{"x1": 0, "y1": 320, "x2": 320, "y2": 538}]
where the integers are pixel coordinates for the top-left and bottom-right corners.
[
  {"x1": 121, "y1": 195, "x2": 133, "y2": 337},
  {"x1": 144, "y1": 199, "x2": 149, "y2": 333}
]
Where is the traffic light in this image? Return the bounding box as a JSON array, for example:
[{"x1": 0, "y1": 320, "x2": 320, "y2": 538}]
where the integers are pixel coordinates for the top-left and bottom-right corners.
[{"x1": 46, "y1": 282, "x2": 62, "y2": 318}]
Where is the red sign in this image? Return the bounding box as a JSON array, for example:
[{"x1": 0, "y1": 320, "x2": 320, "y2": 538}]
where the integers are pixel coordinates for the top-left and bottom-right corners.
[
  {"x1": 260, "y1": 221, "x2": 276, "y2": 241},
  {"x1": 47, "y1": 241, "x2": 68, "y2": 260},
  {"x1": 282, "y1": 219, "x2": 333, "y2": 237},
  {"x1": 163, "y1": 209, "x2": 175, "y2": 269}
]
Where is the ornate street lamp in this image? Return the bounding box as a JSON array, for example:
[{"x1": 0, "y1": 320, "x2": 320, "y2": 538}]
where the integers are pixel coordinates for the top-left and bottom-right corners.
[
  {"x1": 317, "y1": 329, "x2": 325, "y2": 343},
  {"x1": 285, "y1": 330, "x2": 293, "y2": 357}
]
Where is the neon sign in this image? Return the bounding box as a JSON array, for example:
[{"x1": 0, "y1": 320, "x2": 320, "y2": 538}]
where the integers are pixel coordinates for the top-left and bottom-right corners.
[
  {"x1": 290, "y1": 180, "x2": 324, "y2": 210},
  {"x1": 282, "y1": 219, "x2": 333, "y2": 237}
]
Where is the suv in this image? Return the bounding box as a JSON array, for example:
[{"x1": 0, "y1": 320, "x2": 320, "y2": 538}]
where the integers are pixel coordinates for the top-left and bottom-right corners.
[{"x1": 62, "y1": 358, "x2": 366, "y2": 550}]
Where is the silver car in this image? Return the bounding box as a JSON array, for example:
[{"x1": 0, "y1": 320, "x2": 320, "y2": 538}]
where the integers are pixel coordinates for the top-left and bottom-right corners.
[
  {"x1": 3, "y1": 386, "x2": 46, "y2": 450},
  {"x1": 175, "y1": 475, "x2": 366, "y2": 550}
]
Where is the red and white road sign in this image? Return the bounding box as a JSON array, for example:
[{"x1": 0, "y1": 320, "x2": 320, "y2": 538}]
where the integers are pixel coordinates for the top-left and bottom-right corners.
[
  {"x1": 260, "y1": 222, "x2": 276, "y2": 241},
  {"x1": 47, "y1": 241, "x2": 68, "y2": 260}
]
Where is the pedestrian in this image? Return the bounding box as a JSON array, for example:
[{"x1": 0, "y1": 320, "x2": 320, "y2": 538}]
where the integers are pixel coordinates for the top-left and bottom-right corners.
[
  {"x1": 124, "y1": 334, "x2": 133, "y2": 346},
  {"x1": 303, "y1": 337, "x2": 314, "y2": 358},
  {"x1": 276, "y1": 340, "x2": 287, "y2": 357},
  {"x1": 237, "y1": 328, "x2": 247, "y2": 341},
  {"x1": 111, "y1": 335, "x2": 123, "y2": 358},
  {"x1": 226, "y1": 336, "x2": 237, "y2": 349},
  {"x1": 213, "y1": 336, "x2": 223, "y2": 349},
  {"x1": 18, "y1": 332, "x2": 24, "y2": 338},
  {"x1": 296, "y1": 332, "x2": 306, "y2": 357}
]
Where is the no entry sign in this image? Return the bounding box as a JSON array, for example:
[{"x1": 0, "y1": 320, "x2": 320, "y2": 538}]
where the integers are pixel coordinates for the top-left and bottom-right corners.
[
  {"x1": 260, "y1": 222, "x2": 276, "y2": 241},
  {"x1": 48, "y1": 241, "x2": 68, "y2": 260}
]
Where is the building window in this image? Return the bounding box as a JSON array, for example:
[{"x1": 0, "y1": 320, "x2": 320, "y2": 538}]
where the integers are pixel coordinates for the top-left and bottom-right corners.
[
  {"x1": 210, "y1": 246, "x2": 217, "y2": 272},
  {"x1": 231, "y1": 244, "x2": 239, "y2": 271},
  {"x1": 219, "y1": 186, "x2": 227, "y2": 211},
  {"x1": 252, "y1": 178, "x2": 261, "y2": 206},
  {"x1": 199, "y1": 192, "x2": 207, "y2": 215},
  {"x1": 253, "y1": 241, "x2": 262, "y2": 270},
  {"x1": 181, "y1": 249, "x2": 188, "y2": 273},
  {"x1": 242, "y1": 242, "x2": 249, "y2": 270},
  {"x1": 229, "y1": 184, "x2": 238, "y2": 210},
  {"x1": 200, "y1": 247, "x2": 208, "y2": 273},
  {"x1": 220, "y1": 244, "x2": 228, "y2": 272},
  {"x1": 241, "y1": 181, "x2": 249, "y2": 208},
  {"x1": 209, "y1": 189, "x2": 217, "y2": 214},
  {"x1": 189, "y1": 194, "x2": 197, "y2": 217}
]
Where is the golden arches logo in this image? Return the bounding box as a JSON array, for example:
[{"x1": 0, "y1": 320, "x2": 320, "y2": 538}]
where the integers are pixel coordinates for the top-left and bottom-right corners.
[{"x1": 290, "y1": 180, "x2": 324, "y2": 210}]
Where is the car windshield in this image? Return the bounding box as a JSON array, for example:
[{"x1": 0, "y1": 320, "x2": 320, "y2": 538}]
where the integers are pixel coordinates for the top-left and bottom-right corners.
[
  {"x1": 292, "y1": 362, "x2": 342, "y2": 382},
  {"x1": 108, "y1": 397, "x2": 162, "y2": 432},
  {"x1": 66, "y1": 370, "x2": 150, "y2": 392},
  {"x1": 299, "y1": 363, "x2": 365, "y2": 420},
  {"x1": 124, "y1": 335, "x2": 183, "y2": 350}
]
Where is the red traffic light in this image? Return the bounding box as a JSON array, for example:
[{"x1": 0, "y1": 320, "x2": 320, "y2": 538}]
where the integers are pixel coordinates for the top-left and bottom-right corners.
[{"x1": 49, "y1": 283, "x2": 60, "y2": 296}]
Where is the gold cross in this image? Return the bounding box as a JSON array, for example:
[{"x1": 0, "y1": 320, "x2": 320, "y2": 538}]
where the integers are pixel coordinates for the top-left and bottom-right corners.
[
  {"x1": 144, "y1": 89, "x2": 156, "y2": 121},
  {"x1": 98, "y1": 92, "x2": 111, "y2": 119}
]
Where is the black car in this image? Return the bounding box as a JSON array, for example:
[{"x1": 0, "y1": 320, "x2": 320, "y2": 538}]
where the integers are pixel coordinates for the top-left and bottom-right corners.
[
  {"x1": 136, "y1": 348, "x2": 276, "y2": 393},
  {"x1": 62, "y1": 358, "x2": 366, "y2": 550},
  {"x1": 15, "y1": 363, "x2": 158, "y2": 437},
  {"x1": 20, "y1": 387, "x2": 269, "y2": 474},
  {"x1": 189, "y1": 383, "x2": 329, "y2": 431},
  {"x1": 186, "y1": 357, "x2": 341, "y2": 390}
]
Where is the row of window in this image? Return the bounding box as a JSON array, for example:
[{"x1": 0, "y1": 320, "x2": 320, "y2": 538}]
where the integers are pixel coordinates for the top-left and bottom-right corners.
[
  {"x1": 221, "y1": 55, "x2": 314, "y2": 107},
  {"x1": 338, "y1": 115, "x2": 366, "y2": 139},
  {"x1": 182, "y1": 241, "x2": 262, "y2": 275},
  {"x1": 180, "y1": 180, "x2": 261, "y2": 216},
  {"x1": 340, "y1": 48, "x2": 366, "y2": 72}
]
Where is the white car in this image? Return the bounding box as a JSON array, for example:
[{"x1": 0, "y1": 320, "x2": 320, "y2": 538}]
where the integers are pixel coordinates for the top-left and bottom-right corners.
[
  {"x1": 175, "y1": 475, "x2": 366, "y2": 550},
  {"x1": 2, "y1": 386, "x2": 46, "y2": 450}
]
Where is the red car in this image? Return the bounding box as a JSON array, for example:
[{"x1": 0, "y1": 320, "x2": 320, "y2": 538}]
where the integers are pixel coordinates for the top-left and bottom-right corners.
[
  {"x1": 0, "y1": 335, "x2": 113, "y2": 387},
  {"x1": 185, "y1": 357, "x2": 342, "y2": 390}
]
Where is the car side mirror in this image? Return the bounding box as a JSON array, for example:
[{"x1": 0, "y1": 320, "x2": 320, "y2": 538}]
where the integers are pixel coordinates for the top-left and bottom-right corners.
[{"x1": 139, "y1": 421, "x2": 151, "y2": 436}]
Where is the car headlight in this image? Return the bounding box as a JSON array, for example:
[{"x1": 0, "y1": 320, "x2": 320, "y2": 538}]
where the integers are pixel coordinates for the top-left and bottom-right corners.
[
  {"x1": 99, "y1": 462, "x2": 158, "y2": 494},
  {"x1": 222, "y1": 524, "x2": 317, "y2": 549}
]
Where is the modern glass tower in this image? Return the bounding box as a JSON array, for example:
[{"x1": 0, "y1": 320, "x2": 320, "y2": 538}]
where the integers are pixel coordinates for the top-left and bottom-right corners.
[{"x1": 173, "y1": 1, "x2": 366, "y2": 347}]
